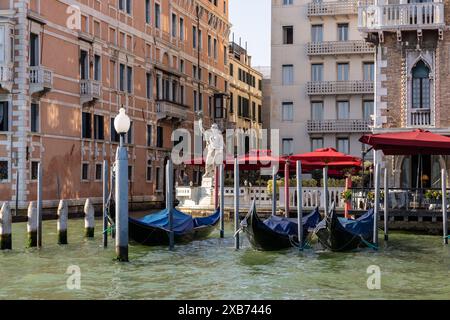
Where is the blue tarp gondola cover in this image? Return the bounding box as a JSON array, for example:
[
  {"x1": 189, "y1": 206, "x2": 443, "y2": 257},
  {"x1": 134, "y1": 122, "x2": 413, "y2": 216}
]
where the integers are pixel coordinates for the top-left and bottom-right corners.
[
  {"x1": 133, "y1": 208, "x2": 194, "y2": 234},
  {"x1": 262, "y1": 208, "x2": 321, "y2": 236},
  {"x1": 338, "y1": 208, "x2": 374, "y2": 239}
]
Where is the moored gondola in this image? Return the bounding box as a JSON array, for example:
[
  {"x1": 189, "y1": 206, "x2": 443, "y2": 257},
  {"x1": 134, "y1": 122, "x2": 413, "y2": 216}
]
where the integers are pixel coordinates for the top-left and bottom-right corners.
[
  {"x1": 241, "y1": 203, "x2": 321, "y2": 251},
  {"x1": 129, "y1": 208, "x2": 220, "y2": 246},
  {"x1": 314, "y1": 208, "x2": 374, "y2": 252}
]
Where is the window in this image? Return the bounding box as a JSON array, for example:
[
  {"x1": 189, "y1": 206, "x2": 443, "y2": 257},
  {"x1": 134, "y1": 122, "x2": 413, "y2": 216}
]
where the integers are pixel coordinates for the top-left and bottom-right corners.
[
  {"x1": 119, "y1": 0, "x2": 132, "y2": 14},
  {"x1": 180, "y1": 85, "x2": 185, "y2": 104},
  {"x1": 213, "y1": 38, "x2": 218, "y2": 59},
  {"x1": 208, "y1": 35, "x2": 212, "y2": 57},
  {"x1": 337, "y1": 138, "x2": 350, "y2": 154},
  {"x1": 311, "y1": 138, "x2": 324, "y2": 151},
  {"x1": 0, "y1": 26, "x2": 5, "y2": 62},
  {"x1": 146, "y1": 72, "x2": 152, "y2": 99},
  {"x1": 31, "y1": 161, "x2": 39, "y2": 180},
  {"x1": 311, "y1": 64, "x2": 323, "y2": 82},
  {"x1": 127, "y1": 66, "x2": 133, "y2": 93},
  {"x1": 363, "y1": 62, "x2": 374, "y2": 81},
  {"x1": 126, "y1": 121, "x2": 133, "y2": 144},
  {"x1": 337, "y1": 101, "x2": 350, "y2": 119},
  {"x1": 311, "y1": 25, "x2": 323, "y2": 42},
  {"x1": 193, "y1": 90, "x2": 198, "y2": 111},
  {"x1": 0, "y1": 161, "x2": 8, "y2": 180},
  {"x1": 155, "y1": 3, "x2": 161, "y2": 29},
  {"x1": 179, "y1": 18, "x2": 184, "y2": 40},
  {"x1": 180, "y1": 59, "x2": 185, "y2": 73},
  {"x1": 30, "y1": 33, "x2": 39, "y2": 67},
  {"x1": 282, "y1": 64, "x2": 294, "y2": 85},
  {"x1": 119, "y1": 63, "x2": 125, "y2": 91},
  {"x1": 283, "y1": 26, "x2": 293, "y2": 44},
  {"x1": 31, "y1": 103, "x2": 39, "y2": 133},
  {"x1": 171, "y1": 13, "x2": 177, "y2": 38},
  {"x1": 229, "y1": 92, "x2": 234, "y2": 113},
  {"x1": 282, "y1": 138, "x2": 294, "y2": 155},
  {"x1": 128, "y1": 166, "x2": 133, "y2": 181},
  {"x1": 146, "y1": 161, "x2": 152, "y2": 182},
  {"x1": 363, "y1": 100, "x2": 374, "y2": 120},
  {"x1": 94, "y1": 114, "x2": 104, "y2": 140},
  {"x1": 283, "y1": 0, "x2": 293, "y2": 4},
  {"x1": 110, "y1": 118, "x2": 120, "y2": 142},
  {"x1": 337, "y1": 63, "x2": 349, "y2": 81},
  {"x1": 229, "y1": 63, "x2": 234, "y2": 76},
  {"x1": 95, "y1": 163, "x2": 102, "y2": 181},
  {"x1": 337, "y1": 23, "x2": 349, "y2": 41},
  {"x1": 147, "y1": 124, "x2": 152, "y2": 147},
  {"x1": 145, "y1": 0, "x2": 151, "y2": 23},
  {"x1": 80, "y1": 50, "x2": 88, "y2": 80},
  {"x1": 311, "y1": 102, "x2": 324, "y2": 120},
  {"x1": 82, "y1": 112, "x2": 92, "y2": 139},
  {"x1": 157, "y1": 126, "x2": 163, "y2": 148},
  {"x1": 412, "y1": 60, "x2": 430, "y2": 109},
  {"x1": 82, "y1": 163, "x2": 89, "y2": 181},
  {"x1": 94, "y1": 54, "x2": 101, "y2": 81},
  {"x1": 0, "y1": 102, "x2": 9, "y2": 132},
  {"x1": 156, "y1": 167, "x2": 161, "y2": 190},
  {"x1": 282, "y1": 102, "x2": 293, "y2": 121},
  {"x1": 192, "y1": 26, "x2": 197, "y2": 49}
]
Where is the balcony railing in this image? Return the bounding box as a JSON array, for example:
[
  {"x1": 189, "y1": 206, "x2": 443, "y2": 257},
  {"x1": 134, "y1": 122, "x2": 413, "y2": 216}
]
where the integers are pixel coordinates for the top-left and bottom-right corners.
[
  {"x1": 80, "y1": 80, "x2": 101, "y2": 104},
  {"x1": 0, "y1": 63, "x2": 13, "y2": 91},
  {"x1": 358, "y1": 2, "x2": 445, "y2": 32},
  {"x1": 410, "y1": 108, "x2": 432, "y2": 127},
  {"x1": 307, "y1": 40, "x2": 375, "y2": 56},
  {"x1": 307, "y1": 80, "x2": 374, "y2": 95},
  {"x1": 307, "y1": 0, "x2": 361, "y2": 16},
  {"x1": 29, "y1": 66, "x2": 53, "y2": 94},
  {"x1": 156, "y1": 100, "x2": 188, "y2": 121},
  {"x1": 307, "y1": 119, "x2": 372, "y2": 133}
]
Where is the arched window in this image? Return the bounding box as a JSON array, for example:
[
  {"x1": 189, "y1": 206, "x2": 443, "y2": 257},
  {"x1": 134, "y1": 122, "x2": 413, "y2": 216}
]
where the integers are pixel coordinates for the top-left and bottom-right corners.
[{"x1": 412, "y1": 60, "x2": 430, "y2": 109}]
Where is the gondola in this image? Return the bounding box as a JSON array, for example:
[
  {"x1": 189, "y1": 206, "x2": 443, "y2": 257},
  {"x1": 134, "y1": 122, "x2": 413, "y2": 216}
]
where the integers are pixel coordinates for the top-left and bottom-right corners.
[
  {"x1": 314, "y1": 208, "x2": 374, "y2": 252},
  {"x1": 241, "y1": 203, "x2": 321, "y2": 251},
  {"x1": 129, "y1": 208, "x2": 220, "y2": 246}
]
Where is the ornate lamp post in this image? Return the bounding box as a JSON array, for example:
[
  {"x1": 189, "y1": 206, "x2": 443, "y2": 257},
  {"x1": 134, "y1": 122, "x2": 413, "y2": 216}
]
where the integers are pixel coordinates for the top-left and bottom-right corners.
[{"x1": 114, "y1": 107, "x2": 131, "y2": 262}]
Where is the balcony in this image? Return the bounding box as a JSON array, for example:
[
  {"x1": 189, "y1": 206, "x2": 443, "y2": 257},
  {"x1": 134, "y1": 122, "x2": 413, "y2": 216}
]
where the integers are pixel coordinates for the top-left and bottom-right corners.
[
  {"x1": 156, "y1": 100, "x2": 188, "y2": 122},
  {"x1": 307, "y1": 40, "x2": 375, "y2": 56},
  {"x1": 307, "y1": 119, "x2": 372, "y2": 133},
  {"x1": 29, "y1": 66, "x2": 53, "y2": 95},
  {"x1": 307, "y1": 0, "x2": 360, "y2": 17},
  {"x1": 0, "y1": 64, "x2": 13, "y2": 92},
  {"x1": 358, "y1": 2, "x2": 445, "y2": 32},
  {"x1": 307, "y1": 81, "x2": 374, "y2": 95},
  {"x1": 80, "y1": 80, "x2": 101, "y2": 104},
  {"x1": 409, "y1": 109, "x2": 432, "y2": 127}
]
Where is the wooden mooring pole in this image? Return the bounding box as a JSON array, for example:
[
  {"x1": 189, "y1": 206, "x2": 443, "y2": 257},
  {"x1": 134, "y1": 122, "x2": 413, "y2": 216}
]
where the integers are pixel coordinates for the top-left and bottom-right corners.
[
  {"x1": 219, "y1": 164, "x2": 225, "y2": 239},
  {"x1": 102, "y1": 160, "x2": 108, "y2": 248},
  {"x1": 167, "y1": 160, "x2": 174, "y2": 250},
  {"x1": 234, "y1": 158, "x2": 240, "y2": 250},
  {"x1": 272, "y1": 166, "x2": 277, "y2": 216},
  {"x1": 37, "y1": 163, "x2": 43, "y2": 248},
  {"x1": 323, "y1": 166, "x2": 329, "y2": 216},
  {"x1": 57, "y1": 200, "x2": 68, "y2": 244},
  {"x1": 0, "y1": 202, "x2": 12, "y2": 250},
  {"x1": 373, "y1": 163, "x2": 380, "y2": 246},
  {"x1": 442, "y1": 169, "x2": 448, "y2": 245},
  {"x1": 384, "y1": 167, "x2": 389, "y2": 241},
  {"x1": 27, "y1": 202, "x2": 37, "y2": 247},
  {"x1": 84, "y1": 198, "x2": 95, "y2": 238},
  {"x1": 296, "y1": 161, "x2": 303, "y2": 251}
]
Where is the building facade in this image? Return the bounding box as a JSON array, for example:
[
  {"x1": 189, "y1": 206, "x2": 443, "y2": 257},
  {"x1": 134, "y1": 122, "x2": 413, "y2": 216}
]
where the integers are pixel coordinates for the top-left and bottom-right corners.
[
  {"x1": 358, "y1": 0, "x2": 450, "y2": 188},
  {"x1": 0, "y1": 0, "x2": 230, "y2": 210},
  {"x1": 227, "y1": 41, "x2": 263, "y2": 152},
  {"x1": 271, "y1": 0, "x2": 375, "y2": 157}
]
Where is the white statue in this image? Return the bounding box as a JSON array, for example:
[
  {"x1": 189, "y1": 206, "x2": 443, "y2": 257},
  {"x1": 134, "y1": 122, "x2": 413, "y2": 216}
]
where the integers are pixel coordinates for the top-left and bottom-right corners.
[{"x1": 198, "y1": 118, "x2": 224, "y2": 179}]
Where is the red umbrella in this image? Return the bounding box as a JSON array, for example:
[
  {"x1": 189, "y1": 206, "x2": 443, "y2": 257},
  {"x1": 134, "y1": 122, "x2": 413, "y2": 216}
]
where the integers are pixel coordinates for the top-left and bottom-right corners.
[
  {"x1": 237, "y1": 149, "x2": 287, "y2": 170},
  {"x1": 288, "y1": 148, "x2": 361, "y2": 163},
  {"x1": 360, "y1": 129, "x2": 450, "y2": 155}
]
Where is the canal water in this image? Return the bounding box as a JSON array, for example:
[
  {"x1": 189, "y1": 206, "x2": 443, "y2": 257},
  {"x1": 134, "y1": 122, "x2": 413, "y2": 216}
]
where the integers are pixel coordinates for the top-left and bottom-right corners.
[{"x1": 0, "y1": 218, "x2": 449, "y2": 300}]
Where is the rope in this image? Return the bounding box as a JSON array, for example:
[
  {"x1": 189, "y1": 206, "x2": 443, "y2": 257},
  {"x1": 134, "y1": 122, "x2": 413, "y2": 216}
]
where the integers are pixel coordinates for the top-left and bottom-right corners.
[
  {"x1": 360, "y1": 236, "x2": 379, "y2": 251},
  {"x1": 103, "y1": 225, "x2": 115, "y2": 235}
]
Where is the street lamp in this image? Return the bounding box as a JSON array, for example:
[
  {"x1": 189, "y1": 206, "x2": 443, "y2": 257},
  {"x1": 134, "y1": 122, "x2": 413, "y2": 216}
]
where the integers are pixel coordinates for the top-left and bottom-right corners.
[{"x1": 114, "y1": 107, "x2": 130, "y2": 262}]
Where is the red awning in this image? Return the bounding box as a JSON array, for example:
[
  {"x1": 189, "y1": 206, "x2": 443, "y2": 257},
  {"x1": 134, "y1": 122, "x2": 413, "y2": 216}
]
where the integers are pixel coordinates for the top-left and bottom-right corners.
[{"x1": 359, "y1": 129, "x2": 450, "y2": 155}]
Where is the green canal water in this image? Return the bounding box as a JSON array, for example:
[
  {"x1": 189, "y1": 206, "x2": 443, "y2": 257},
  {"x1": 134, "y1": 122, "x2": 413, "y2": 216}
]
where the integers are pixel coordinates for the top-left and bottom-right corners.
[{"x1": 0, "y1": 218, "x2": 449, "y2": 300}]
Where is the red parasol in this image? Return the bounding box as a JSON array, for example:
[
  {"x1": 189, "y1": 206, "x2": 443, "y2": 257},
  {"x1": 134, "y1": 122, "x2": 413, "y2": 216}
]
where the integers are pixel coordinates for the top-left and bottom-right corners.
[{"x1": 359, "y1": 129, "x2": 450, "y2": 155}]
